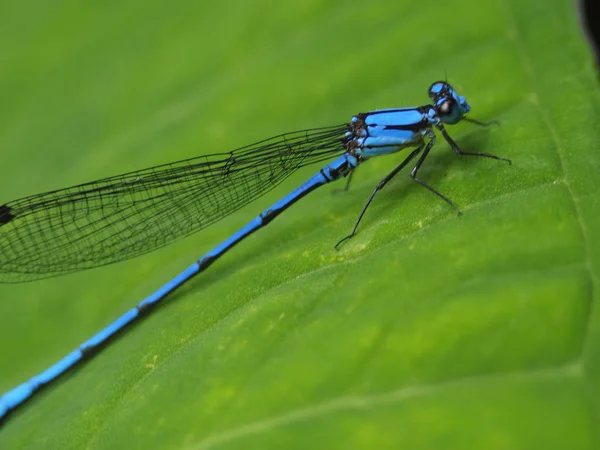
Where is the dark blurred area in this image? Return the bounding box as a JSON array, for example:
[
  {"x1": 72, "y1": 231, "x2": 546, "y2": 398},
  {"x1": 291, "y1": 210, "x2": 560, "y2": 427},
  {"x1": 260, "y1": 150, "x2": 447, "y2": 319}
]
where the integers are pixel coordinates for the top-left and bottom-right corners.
[{"x1": 581, "y1": 0, "x2": 600, "y2": 67}]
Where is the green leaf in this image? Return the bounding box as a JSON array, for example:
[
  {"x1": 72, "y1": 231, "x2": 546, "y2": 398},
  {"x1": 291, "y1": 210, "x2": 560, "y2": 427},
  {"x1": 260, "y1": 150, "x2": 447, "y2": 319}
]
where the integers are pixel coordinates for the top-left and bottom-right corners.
[{"x1": 0, "y1": 0, "x2": 598, "y2": 448}]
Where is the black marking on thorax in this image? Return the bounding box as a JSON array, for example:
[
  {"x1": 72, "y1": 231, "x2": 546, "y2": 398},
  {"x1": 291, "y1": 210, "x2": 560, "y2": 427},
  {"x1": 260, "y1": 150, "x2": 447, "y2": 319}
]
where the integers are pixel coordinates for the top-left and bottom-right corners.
[
  {"x1": 357, "y1": 107, "x2": 431, "y2": 133},
  {"x1": 381, "y1": 106, "x2": 431, "y2": 133}
]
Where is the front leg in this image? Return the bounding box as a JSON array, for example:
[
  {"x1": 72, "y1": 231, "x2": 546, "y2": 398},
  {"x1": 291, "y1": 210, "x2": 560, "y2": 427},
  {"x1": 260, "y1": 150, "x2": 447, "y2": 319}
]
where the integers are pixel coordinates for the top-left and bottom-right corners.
[
  {"x1": 436, "y1": 123, "x2": 512, "y2": 164},
  {"x1": 463, "y1": 117, "x2": 500, "y2": 127}
]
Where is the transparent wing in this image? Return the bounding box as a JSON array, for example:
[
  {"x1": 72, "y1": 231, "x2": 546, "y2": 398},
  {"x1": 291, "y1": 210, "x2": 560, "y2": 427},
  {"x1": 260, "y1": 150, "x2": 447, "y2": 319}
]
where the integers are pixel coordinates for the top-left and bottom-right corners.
[{"x1": 0, "y1": 125, "x2": 348, "y2": 282}]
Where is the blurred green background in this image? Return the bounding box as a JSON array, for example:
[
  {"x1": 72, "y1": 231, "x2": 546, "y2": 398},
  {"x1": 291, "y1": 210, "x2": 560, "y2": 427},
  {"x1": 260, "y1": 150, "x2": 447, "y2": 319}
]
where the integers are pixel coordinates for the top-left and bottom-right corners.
[{"x1": 0, "y1": 0, "x2": 599, "y2": 448}]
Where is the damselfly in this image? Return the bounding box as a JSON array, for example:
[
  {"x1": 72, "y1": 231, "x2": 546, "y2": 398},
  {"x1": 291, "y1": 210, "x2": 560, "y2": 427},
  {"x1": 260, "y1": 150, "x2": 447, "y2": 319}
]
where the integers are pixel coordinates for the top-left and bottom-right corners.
[{"x1": 0, "y1": 81, "x2": 510, "y2": 423}]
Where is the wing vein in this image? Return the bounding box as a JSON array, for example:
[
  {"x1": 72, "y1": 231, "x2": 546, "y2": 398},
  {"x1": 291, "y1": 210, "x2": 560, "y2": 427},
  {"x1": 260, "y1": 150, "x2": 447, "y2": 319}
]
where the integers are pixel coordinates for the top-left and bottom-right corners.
[{"x1": 0, "y1": 125, "x2": 348, "y2": 282}]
